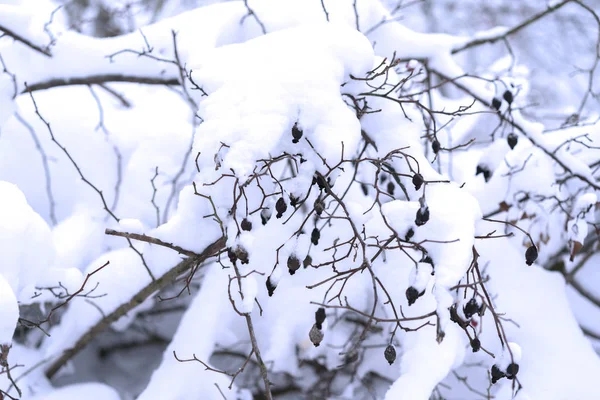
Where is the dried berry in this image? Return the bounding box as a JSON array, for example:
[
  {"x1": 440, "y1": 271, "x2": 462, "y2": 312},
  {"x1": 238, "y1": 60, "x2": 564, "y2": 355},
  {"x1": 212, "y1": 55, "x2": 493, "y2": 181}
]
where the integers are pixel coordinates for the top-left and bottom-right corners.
[
  {"x1": 470, "y1": 337, "x2": 481, "y2": 353},
  {"x1": 314, "y1": 198, "x2": 324, "y2": 216},
  {"x1": 384, "y1": 344, "x2": 397, "y2": 365},
  {"x1": 412, "y1": 173, "x2": 424, "y2": 190},
  {"x1": 491, "y1": 97, "x2": 502, "y2": 110},
  {"x1": 449, "y1": 305, "x2": 468, "y2": 328},
  {"x1": 506, "y1": 363, "x2": 519, "y2": 379},
  {"x1": 507, "y1": 133, "x2": 518, "y2": 150},
  {"x1": 406, "y1": 286, "x2": 421, "y2": 306},
  {"x1": 261, "y1": 208, "x2": 271, "y2": 225},
  {"x1": 311, "y1": 228, "x2": 320, "y2": 246},
  {"x1": 315, "y1": 175, "x2": 327, "y2": 190},
  {"x1": 380, "y1": 174, "x2": 388, "y2": 183},
  {"x1": 525, "y1": 244, "x2": 538, "y2": 266},
  {"x1": 291, "y1": 124, "x2": 303, "y2": 143},
  {"x1": 463, "y1": 298, "x2": 479, "y2": 319},
  {"x1": 235, "y1": 246, "x2": 249, "y2": 264},
  {"x1": 309, "y1": 323, "x2": 324, "y2": 347},
  {"x1": 288, "y1": 255, "x2": 301, "y2": 275},
  {"x1": 276, "y1": 197, "x2": 287, "y2": 219},
  {"x1": 290, "y1": 195, "x2": 299, "y2": 207},
  {"x1": 491, "y1": 364, "x2": 505, "y2": 384},
  {"x1": 420, "y1": 255, "x2": 434, "y2": 267},
  {"x1": 241, "y1": 218, "x2": 252, "y2": 231},
  {"x1": 432, "y1": 139, "x2": 441, "y2": 154},
  {"x1": 303, "y1": 255, "x2": 312, "y2": 268},
  {"x1": 315, "y1": 307, "x2": 326, "y2": 329},
  {"x1": 266, "y1": 276, "x2": 276, "y2": 297},
  {"x1": 227, "y1": 247, "x2": 237, "y2": 264},
  {"x1": 503, "y1": 90, "x2": 513, "y2": 105},
  {"x1": 415, "y1": 206, "x2": 430, "y2": 226},
  {"x1": 387, "y1": 181, "x2": 395, "y2": 196},
  {"x1": 360, "y1": 183, "x2": 369, "y2": 196},
  {"x1": 405, "y1": 227, "x2": 415, "y2": 242},
  {"x1": 476, "y1": 165, "x2": 491, "y2": 182}
]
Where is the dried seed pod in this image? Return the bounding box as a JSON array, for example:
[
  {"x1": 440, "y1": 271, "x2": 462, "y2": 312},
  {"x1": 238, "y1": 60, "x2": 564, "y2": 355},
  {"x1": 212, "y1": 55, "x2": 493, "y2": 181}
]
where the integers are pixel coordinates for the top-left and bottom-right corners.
[
  {"x1": 432, "y1": 139, "x2": 441, "y2": 154},
  {"x1": 463, "y1": 298, "x2": 479, "y2": 319},
  {"x1": 415, "y1": 206, "x2": 430, "y2": 226},
  {"x1": 315, "y1": 175, "x2": 327, "y2": 190},
  {"x1": 287, "y1": 254, "x2": 301, "y2": 275},
  {"x1": 506, "y1": 363, "x2": 519, "y2": 379},
  {"x1": 311, "y1": 228, "x2": 320, "y2": 246},
  {"x1": 387, "y1": 181, "x2": 395, "y2": 196},
  {"x1": 314, "y1": 198, "x2": 324, "y2": 216},
  {"x1": 227, "y1": 247, "x2": 237, "y2": 264},
  {"x1": 360, "y1": 183, "x2": 369, "y2": 196},
  {"x1": 406, "y1": 286, "x2": 422, "y2": 306},
  {"x1": 266, "y1": 276, "x2": 276, "y2": 297},
  {"x1": 234, "y1": 246, "x2": 249, "y2": 264},
  {"x1": 303, "y1": 255, "x2": 312, "y2": 268},
  {"x1": 292, "y1": 124, "x2": 303, "y2": 143},
  {"x1": 476, "y1": 165, "x2": 491, "y2": 182},
  {"x1": 412, "y1": 173, "x2": 424, "y2": 190},
  {"x1": 260, "y1": 207, "x2": 272, "y2": 225},
  {"x1": 289, "y1": 195, "x2": 299, "y2": 207},
  {"x1": 525, "y1": 245, "x2": 538, "y2": 266},
  {"x1": 491, "y1": 97, "x2": 502, "y2": 110},
  {"x1": 384, "y1": 344, "x2": 397, "y2": 365},
  {"x1": 405, "y1": 227, "x2": 415, "y2": 242},
  {"x1": 241, "y1": 218, "x2": 252, "y2": 231},
  {"x1": 491, "y1": 364, "x2": 506, "y2": 384},
  {"x1": 309, "y1": 323, "x2": 324, "y2": 347},
  {"x1": 470, "y1": 337, "x2": 481, "y2": 353},
  {"x1": 315, "y1": 307, "x2": 326, "y2": 329},
  {"x1": 507, "y1": 133, "x2": 518, "y2": 150},
  {"x1": 275, "y1": 197, "x2": 287, "y2": 219},
  {"x1": 503, "y1": 90, "x2": 513, "y2": 105},
  {"x1": 420, "y1": 255, "x2": 434, "y2": 267}
]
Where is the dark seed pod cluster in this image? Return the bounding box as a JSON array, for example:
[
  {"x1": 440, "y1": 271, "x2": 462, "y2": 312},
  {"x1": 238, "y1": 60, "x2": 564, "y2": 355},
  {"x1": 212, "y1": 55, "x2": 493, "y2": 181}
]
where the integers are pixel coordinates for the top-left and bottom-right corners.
[
  {"x1": 507, "y1": 133, "x2": 518, "y2": 150},
  {"x1": 311, "y1": 228, "x2": 320, "y2": 246},
  {"x1": 287, "y1": 254, "x2": 301, "y2": 275},
  {"x1": 235, "y1": 246, "x2": 249, "y2": 264},
  {"x1": 415, "y1": 206, "x2": 430, "y2": 226},
  {"x1": 309, "y1": 323, "x2": 324, "y2": 347},
  {"x1": 406, "y1": 286, "x2": 424, "y2": 306},
  {"x1": 384, "y1": 344, "x2": 397, "y2": 365},
  {"x1": 503, "y1": 90, "x2": 513, "y2": 105},
  {"x1": 290, "y1": 195, "x2": 299, "y2": 207},
  {"x1": 241, "y1": 218, "x2": 252, "y2": 231},
  {"x1": 432, "y1": 139, "x2": 441, "y2": 154},
  {"x1": 315, "y1": 307, "x2": 326, "y2": 329},
  {"x1": 449, "y1": 305, "x2": 469, "y2": 329},
  {"x1": 412, "y1": 173, "x2": 424, "y2": 190},
  {"x1": 276, "y1": 197, "x2": 287, "y2": 219},
  {"x1": 491, "y1": 362, "x2": 519, "y2": 384},
  {"x1": 291, "y1": 124, "x2": 303, "y2": 144},
  {"x1": 525, "y1": 245, "x2": 538, "y2": 266}
]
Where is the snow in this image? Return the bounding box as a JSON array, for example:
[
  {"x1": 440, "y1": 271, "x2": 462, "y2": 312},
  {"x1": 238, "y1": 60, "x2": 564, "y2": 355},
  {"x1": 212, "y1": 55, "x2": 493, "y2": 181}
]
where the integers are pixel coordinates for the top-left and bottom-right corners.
[{"x1": 0, "y1": 0, "x2": 598, "y2": 399}]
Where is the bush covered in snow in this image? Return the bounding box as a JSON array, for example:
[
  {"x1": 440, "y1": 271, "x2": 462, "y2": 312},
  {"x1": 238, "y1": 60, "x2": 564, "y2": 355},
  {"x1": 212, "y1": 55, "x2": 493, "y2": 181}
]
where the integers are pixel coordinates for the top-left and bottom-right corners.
[{"x1": 0, "y1": 1, "x2": 599, "y2": 399}]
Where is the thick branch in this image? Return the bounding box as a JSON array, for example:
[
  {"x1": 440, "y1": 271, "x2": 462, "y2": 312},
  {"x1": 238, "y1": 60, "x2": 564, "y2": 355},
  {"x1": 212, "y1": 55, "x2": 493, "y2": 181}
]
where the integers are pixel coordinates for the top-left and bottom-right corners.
[
  {"x1": 452, "y1": 0, "x2": 573, "y2": 54},
  {"x1": 24, "y1": 75, "x2": 178, "y2": 93},
  {"x1": 45, "y1": 235, "x2": 227, "y2": 379},
  {"x1": 0, "y1": 24, "x2": 52, "y2": 57},
  {"x1": 105, "y1": 228, "x2": 198, "y2": 257}
]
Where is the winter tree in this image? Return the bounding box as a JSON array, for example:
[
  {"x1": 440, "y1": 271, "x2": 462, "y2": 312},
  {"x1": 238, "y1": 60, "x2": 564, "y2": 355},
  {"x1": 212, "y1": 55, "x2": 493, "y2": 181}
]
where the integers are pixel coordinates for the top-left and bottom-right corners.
[{"x1": 0, "y1": 0, "x2": 599, "y2": 399}]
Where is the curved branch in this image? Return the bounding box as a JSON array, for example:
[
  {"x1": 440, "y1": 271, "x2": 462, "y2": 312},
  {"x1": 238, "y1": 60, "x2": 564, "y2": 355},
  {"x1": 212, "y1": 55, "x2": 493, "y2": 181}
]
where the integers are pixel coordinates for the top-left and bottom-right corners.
[{"x1": 0, "y1": 24, "x2": 52, "y2": 57}]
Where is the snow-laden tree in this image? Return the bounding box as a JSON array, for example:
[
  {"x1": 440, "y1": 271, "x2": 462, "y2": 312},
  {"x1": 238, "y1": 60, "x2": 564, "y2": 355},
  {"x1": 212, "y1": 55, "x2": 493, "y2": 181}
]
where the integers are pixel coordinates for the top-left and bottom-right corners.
[{"x1": 0, "y1": 0, "x2": 599, "y2": 399}]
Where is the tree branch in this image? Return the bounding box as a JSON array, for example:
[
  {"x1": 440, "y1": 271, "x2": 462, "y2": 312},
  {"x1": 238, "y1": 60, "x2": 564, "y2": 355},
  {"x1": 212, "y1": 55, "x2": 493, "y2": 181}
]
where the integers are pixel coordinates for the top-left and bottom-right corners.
[
  {"x1": 23, "y1": 75, "x2": 178, "y2": 93},
  {"x1": 44, "y1": 235, "x2": 227, "y2": 379},
  {"x1": 0, "y1": 24, "x2": 52, "y2": 57}
]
